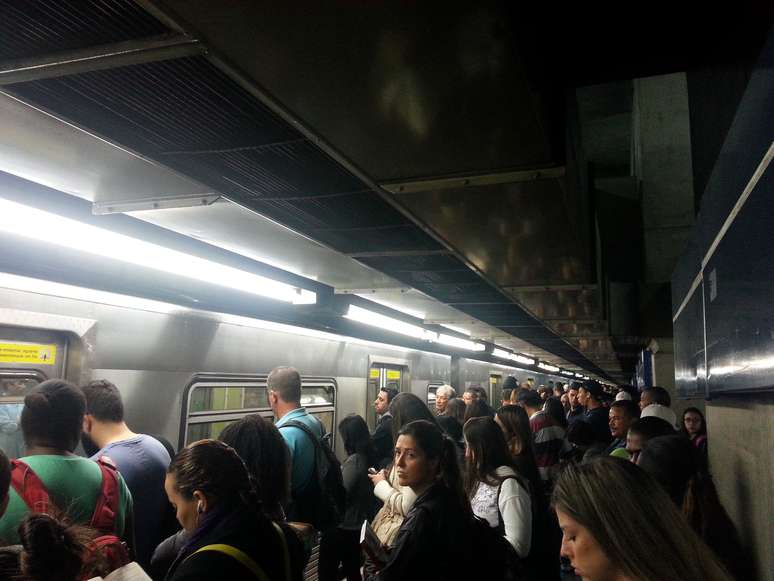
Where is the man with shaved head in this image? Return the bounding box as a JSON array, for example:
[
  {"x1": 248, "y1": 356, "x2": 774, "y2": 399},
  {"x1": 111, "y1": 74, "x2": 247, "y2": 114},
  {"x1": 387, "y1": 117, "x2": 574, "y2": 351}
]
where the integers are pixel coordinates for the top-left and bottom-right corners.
[
  {"x1": 268, "y1": 366, "x2": 341, "y2": 579},
  {"x1": 267, "y1": 366, "x2": 324, "y2": 519}
]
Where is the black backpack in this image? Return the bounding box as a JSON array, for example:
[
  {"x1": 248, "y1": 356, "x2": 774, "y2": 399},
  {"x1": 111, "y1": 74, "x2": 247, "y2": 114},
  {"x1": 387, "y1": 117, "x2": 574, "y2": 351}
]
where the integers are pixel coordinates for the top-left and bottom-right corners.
[
  {"x1": 281, "y1": 419, "x2": 346, "y2": 531},
  {"x1": 469, "y1": 476, "x2": 525, "y2": 581}
]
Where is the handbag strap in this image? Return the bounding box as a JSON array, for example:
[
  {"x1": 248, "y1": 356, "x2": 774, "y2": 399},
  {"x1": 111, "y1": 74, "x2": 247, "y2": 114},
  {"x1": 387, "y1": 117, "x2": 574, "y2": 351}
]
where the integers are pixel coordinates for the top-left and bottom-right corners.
[
  {"x1": 193, "y1": 544, "x2": 268, "y2": 580},
  {"x1": 272, "y1": 521, "x2": 292, "y2": 581}
]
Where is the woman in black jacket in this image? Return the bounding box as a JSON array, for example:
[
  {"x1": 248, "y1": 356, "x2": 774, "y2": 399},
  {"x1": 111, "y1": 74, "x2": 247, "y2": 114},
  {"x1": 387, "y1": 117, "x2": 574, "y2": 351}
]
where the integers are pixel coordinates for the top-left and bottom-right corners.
[
  {"x1": 162, "y1": 439, "x2": 292, "y2": 581},
  {"x1": 366, "y1": 420, "x2": 474, "y2": 581},
  {"x1": 328, "y1": 414, "x2": 379, "y2": 581}
]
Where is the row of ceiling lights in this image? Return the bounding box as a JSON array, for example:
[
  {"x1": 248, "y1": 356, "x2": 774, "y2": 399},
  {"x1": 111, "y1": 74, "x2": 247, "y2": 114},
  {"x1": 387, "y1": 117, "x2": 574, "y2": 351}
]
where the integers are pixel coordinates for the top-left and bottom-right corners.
[{"x1": 0, "y1": 196, "x2": 596, "y2": 383}]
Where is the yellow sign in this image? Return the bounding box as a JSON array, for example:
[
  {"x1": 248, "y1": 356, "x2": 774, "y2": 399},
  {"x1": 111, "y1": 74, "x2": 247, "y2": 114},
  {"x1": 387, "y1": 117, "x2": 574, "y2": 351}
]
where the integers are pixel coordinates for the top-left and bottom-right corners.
[
  {"x1": 369, "y1": 369, "x2": 380, "y2": 379},
  {"x1": 386, "y1": 370, "x2": 402, "y2": 381},
  {"x1": 490, "y1": 376, "x2": 498, "y2": 385},
  {"x1": 0, "y1": 342, "x2": 57, "y2": 365}
]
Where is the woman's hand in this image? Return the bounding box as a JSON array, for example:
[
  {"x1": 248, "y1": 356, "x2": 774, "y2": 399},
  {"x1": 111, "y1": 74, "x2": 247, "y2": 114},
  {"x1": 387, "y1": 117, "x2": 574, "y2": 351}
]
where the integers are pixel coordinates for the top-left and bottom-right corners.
[{"x1": 369, "y1": 469, "x2": 387, "y2": 485}]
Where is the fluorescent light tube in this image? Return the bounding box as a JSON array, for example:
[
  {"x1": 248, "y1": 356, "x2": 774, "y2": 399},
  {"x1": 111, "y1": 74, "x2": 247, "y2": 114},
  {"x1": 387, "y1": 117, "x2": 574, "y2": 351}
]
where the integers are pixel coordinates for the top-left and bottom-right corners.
[
  {"x1": 512, "y1": 354, "x2": 536, "y2": 366},
  {"x1": 0, "y1": 272, "x2": 189, "y2": 314},
  {"x1": 346, "y1": 304, "x2": 436, "y2": 341},
  {"x1": 437, "y1": 334, "x2": 485, "y2": 351},
  {"x1": 354, "y1": 295, "x2": 425, "y2": 320},
  {"x1": 0, "y1": 198, "x2": 316, "y2": 304},
  {"x1": 492, "y1": 348, "x2": 512, "y2": 359},
  {"x1": 538, "y1": 362, "x2": 560, "y2": 372}
]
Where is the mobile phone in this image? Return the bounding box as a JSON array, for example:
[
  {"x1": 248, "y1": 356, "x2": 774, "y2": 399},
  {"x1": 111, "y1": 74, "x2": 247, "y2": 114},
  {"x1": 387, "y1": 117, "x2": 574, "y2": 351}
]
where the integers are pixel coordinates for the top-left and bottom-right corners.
[{"x1": 368, "y1": 467, "x2": 378, "y2": 475}]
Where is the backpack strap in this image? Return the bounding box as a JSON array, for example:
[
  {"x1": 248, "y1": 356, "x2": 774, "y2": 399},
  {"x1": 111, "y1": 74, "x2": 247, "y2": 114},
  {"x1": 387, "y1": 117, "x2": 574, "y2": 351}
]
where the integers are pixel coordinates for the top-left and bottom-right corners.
[
  {"x1": 495, "y1": 474, "x2": 523, "y2": 534},
  {"x1": 83, "y1": 533, "x2": 130, "y2": 574},
  {"x1": 91, "y1": 456, "x2": 120, "y2": 533},
  {"x1": 10, "y1": 459, "x2": 51, "y2": 513},
  {"x1": 279, "y1": 419, "x2": 323, "y2": 447},
  {"x1": 193, "y1": 544, "x2": 269, "y2": 581}
]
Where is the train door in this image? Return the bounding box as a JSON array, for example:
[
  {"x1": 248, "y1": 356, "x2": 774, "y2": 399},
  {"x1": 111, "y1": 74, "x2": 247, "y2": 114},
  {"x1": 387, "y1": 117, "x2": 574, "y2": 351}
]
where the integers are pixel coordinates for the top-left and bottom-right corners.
[
  {"x1": 366, "y1": 362, "x2": 408, "y2": 430},
  {"x1": 489, "y1": 373, "x2": 502, "y2": 406},
  {"x1": 0, "y1": 326, "x2": 68, "y2": 459}
]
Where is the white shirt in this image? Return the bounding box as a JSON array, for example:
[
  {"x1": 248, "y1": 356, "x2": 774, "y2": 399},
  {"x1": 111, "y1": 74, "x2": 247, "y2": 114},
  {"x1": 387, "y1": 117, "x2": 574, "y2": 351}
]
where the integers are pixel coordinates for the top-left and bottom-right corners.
[{"x1": 470, "y1": 466, "x2": 532, "y2": 558}]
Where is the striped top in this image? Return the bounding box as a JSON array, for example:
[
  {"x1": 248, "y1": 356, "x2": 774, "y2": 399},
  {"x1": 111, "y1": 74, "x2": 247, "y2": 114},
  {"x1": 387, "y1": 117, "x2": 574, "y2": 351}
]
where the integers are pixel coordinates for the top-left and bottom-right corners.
[{"x1": 528, "y1": 411, "x2": 568, "y2": 483}]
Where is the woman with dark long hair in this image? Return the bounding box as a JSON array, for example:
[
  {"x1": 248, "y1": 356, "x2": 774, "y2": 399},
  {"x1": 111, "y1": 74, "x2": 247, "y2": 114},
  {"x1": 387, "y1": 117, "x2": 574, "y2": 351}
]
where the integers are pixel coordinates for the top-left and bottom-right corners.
[
  {"x1": 163, "y1": 439, "x2": 293, "y2": 581},
  {"x1": 219, "y1": 414, "x2": 291, "y2": 522},
  {"x1": 553, "y1": 457, "x2": 731, "y2": 581},
  {"x1": 445, "y1": 397, "x2": 467, "y2": 425},
  {"x1": 495, "y1": 405, "x2": 560, "y2": 581},
  {"x1": 463, "y1": 417, "x2": 531, "y2": 558},
  {"x1": 494, "y1": 405, "x2": 542, "y2": 500},
  {"x1": 543, "y1": 397, "x2": 568, "y2": 430},
  {"x1": 368, "y1": 393, "x2": 438, "y2": 545},
  {"x1": 366, "y1": 420, "x2": 473, "y2": 580},
  {"x1": 333, "y1": 415, "x2": 379, "y2": 581}
]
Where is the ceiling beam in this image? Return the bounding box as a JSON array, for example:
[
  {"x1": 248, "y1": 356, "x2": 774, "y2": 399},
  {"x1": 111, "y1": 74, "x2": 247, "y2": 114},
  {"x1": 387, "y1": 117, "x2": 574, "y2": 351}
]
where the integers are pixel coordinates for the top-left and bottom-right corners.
[
  {"x1": 0, "y1": 34, "x2": 203, "y2": 85},
  {"x1": 346, "y1": 249, "x2": 453, "y2": 258},
  {"x1": 504, "y1": 284, "x2": 597, "y2": 292},
  {"x1": 381, "y1": 165, "x2": 566, "y2": 194}
]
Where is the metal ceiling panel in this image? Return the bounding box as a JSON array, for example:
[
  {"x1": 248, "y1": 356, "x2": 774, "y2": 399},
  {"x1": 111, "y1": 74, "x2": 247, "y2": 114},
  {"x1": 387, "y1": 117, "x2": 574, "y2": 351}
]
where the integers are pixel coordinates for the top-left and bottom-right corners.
[
  {"x1": 7, "y1": 57, "x2": 301, "y2": 153},
  {"x1": 153, "y1": 0, "x2": 555, "y2": 182},
  {"x1": 0, "y1": 0, "x2": 169, "y2": 60},
  {"x1": 395, "y1": 179, "x2": 592, "y2": 287},
  {"x1": 0, "y1": 92, "x2": 210, "y2": 204}
]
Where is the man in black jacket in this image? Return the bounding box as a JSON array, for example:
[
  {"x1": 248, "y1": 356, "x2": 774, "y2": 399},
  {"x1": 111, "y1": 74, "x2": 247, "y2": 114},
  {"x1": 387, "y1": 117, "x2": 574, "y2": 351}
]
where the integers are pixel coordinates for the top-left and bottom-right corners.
[
  {"x1": 371, "y1": 387, "x2": 398, "y2": 468},
  {"x1": 578, "y1": 381, "x2": 612, "y2": 445}
]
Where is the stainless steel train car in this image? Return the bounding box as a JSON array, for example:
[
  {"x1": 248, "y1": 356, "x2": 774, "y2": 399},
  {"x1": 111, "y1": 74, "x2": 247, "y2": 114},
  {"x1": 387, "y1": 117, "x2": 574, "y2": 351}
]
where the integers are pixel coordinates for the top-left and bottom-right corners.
[{"x1": 0, "y1": 280, "x2": 567, "y2": 458}]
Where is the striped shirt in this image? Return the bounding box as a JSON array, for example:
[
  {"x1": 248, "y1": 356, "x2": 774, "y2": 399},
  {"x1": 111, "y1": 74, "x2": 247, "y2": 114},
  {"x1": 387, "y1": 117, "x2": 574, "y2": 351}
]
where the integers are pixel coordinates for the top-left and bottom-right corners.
[{"x1": 529, "y1": 411, "x2": 568, "y2": 482}]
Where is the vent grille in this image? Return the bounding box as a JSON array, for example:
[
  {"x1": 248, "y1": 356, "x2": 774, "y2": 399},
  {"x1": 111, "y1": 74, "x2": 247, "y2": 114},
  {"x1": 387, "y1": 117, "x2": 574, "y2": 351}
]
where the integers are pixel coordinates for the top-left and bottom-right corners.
[{"x1": 0, "y1": 0, "x2": 169, "y2": 60}]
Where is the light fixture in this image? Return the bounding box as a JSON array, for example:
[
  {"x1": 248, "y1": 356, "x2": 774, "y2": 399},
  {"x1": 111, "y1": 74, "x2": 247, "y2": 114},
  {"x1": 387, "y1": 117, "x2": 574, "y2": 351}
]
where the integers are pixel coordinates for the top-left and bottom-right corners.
[
  {"x1": 436, "y1": 334, "x2": 485, "y2": 352},
  {"x1": 0, "y1": 272, "x2": 189, "y2": 314},
  {"x1": 492, "y1": 347, "x2": 512, "y2": 359},
  {"x1": 345, "y1": 304, "x2": 437, "y2": 341},
  {"x1": 0, "y1": 198, "x2": 316, "y2": 304},
  {"x1": 538, "y1": 362, "x2": 560, "y2": 373},
  {"x1": 511, "y1": 354, "x2": 537, "y2": 366}
]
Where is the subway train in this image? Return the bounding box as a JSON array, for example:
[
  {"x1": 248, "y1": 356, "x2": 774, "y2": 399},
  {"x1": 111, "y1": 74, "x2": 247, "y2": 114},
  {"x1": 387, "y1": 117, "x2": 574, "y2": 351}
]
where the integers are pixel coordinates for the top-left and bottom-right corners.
[{"x1": 0, "y1": 277, "x2": 568, "y2": 459}]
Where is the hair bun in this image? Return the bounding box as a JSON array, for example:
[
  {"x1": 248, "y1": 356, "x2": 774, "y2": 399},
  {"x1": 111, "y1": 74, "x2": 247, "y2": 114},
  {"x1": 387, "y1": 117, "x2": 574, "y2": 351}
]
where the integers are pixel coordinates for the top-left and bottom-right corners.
[{"x1": 19, "y1": 513, "x2": 84, "y2": 579}]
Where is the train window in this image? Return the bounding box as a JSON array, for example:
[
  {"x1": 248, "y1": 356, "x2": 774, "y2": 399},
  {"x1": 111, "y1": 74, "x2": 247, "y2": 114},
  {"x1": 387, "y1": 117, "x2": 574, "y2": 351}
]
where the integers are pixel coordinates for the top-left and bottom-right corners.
[
  {"x1": 182, "y1": 376, "x2": 337, "y2": 448},
  {"x1": 189, "y1": 386, "x2": 268, "y2": 413},
  {"x1": 0, "y1": 370, "x2": 46, "y2": 459}
]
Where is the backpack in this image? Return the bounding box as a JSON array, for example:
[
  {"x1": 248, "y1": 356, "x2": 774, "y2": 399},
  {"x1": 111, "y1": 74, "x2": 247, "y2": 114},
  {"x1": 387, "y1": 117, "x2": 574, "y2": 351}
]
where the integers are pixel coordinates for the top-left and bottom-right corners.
[
  {"x1": 280, "y1": 419, "x2": 346, "y2": 530},
  {"x1": 10, "y1": 456, "x2": 131, "y2": 574},
  {"x1": 469, "y1": 475, "x2": 524, "y2": 581}
]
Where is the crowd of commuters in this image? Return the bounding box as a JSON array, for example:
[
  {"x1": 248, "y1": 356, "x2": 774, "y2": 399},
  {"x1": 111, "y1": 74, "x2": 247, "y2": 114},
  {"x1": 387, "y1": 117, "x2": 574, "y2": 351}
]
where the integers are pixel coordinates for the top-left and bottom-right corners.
[{"x1": 0, "y1": 370, "x2": 751, "y2": 581}]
